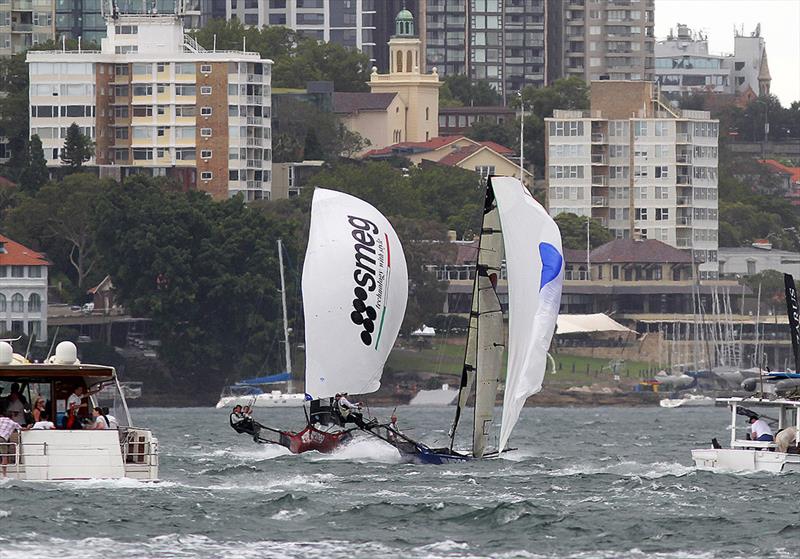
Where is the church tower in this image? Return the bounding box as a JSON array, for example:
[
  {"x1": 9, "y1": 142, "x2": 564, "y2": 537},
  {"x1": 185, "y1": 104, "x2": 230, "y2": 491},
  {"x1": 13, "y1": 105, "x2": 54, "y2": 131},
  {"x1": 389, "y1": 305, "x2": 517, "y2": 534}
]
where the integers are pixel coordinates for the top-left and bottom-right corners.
[{"x1": 369, "y1": 8, "x2": 440, "y2": 143}]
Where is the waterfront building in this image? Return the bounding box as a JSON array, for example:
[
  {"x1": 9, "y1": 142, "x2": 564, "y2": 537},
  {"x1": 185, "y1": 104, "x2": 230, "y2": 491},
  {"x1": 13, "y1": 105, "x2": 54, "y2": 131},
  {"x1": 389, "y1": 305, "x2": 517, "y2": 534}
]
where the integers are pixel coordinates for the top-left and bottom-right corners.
[
  {"x1": 27, "y1": 14, "x2": 273, "y2": 200},
  {"x1": 0, "y1": 235, "x2": 49, "y2": 341},
  {"x1": 227, "y1": 0, "x2": 377, "y2": 65},
  {"x1": 0, "y1": 0, "x2": 55, "y2": 56},
  {"x1": 364, "y1": 135, "x2": 529, "y2": 186},
  {"x1": 424, "y1": 0, "x2": 546, "y2": 100},
  {"x1": 545, "y1": 80, "x2": 720, "y2": 278},
  {"x1": 438, "y1": 105, "x2": 516, "y2": 136},
  {"x1": 552, "y1": 0, "x2": 655, "y2": 84},
  {"x1": 335, "y1": 8, "x2": 439, "y2": 152},
  {"x1": 655, "y1": 23, "x2": 771, "y2": 98},
  {"x1": 718, "y1": 244, "x2": 800, "y2": 280}
]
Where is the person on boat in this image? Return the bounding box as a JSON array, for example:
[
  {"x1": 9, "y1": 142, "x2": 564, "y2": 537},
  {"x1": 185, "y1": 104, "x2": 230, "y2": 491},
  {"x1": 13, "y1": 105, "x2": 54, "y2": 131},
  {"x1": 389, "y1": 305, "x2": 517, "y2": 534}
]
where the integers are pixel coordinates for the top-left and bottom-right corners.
[
  {"x1": 63, "y1": 401, "x2": 81, "y2": 430},
  {"x1": 229, "y1": 405, "x2": 244, "y2": 428},
  {"x1": 31, "y1": 411, "x2": 56, "y2": 430},
  {"x1": 775, "y1": 427, "x2": 798, "y2": 453},
  {"x1": 30, "y1": 398, "x2": 46, "y2": 424},
  {"x1": 387, "y1": 414, "x2": 400, "y2": 442},
  {"x1": 102, "y1": 407, "x2": 119, "y2": 429},
  {"x1": 748, "y1": 415, "x2": 774, "y2": 442},
  {"x1": 67, "y1": 386, "x2": 87, "y2": 417},
  {"x1": 334, "y1": 393, "x2": 370, "y2": 429},
  {"x1": 91, "y1": 407, "x2": 110, "y2": 430},
  {"x1": 0, "y1": 415, "x2": 22, "y2": 476},
  {"x1": 5, "y1": 386, "x2": 27, "y2": 427}
]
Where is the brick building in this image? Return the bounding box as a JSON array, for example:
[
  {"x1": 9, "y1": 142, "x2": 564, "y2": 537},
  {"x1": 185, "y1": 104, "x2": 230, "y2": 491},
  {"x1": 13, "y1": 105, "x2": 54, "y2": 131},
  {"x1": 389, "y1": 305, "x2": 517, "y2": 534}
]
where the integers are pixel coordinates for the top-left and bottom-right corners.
[{"x1": 28, "y1": 15, "x2": 273, "y2": 200}]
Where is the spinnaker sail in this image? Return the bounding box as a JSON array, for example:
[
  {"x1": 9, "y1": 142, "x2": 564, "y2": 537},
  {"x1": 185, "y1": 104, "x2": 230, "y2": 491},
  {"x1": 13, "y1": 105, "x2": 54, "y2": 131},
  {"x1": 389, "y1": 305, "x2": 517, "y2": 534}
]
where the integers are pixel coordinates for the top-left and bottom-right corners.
[{"x1": 302, "y1": 188, "x2": 409, "y2": 399}]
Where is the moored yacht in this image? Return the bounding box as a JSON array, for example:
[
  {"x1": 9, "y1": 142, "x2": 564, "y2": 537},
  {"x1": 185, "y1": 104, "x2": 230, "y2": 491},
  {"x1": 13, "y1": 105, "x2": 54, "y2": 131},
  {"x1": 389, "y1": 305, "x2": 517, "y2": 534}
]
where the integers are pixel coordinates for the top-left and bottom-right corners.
[{"x1": 0, "y1": 341, "x2": 158, "y2": 481}]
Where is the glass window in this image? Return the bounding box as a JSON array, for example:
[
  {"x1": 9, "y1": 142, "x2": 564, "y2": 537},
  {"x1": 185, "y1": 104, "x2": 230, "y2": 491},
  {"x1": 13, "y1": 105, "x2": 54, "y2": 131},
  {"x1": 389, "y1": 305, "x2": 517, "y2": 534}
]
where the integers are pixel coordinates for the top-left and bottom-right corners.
[{"x1": 28, "y1": 294, "x2": 42, "y2": 312}]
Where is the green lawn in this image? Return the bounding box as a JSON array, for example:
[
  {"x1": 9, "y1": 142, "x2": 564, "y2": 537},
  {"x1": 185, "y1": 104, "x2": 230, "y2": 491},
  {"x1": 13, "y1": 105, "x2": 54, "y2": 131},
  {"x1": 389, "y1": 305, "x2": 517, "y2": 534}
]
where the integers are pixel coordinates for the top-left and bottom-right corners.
[{"x1": 386, "y1": 342, "x2": 656, "y2": 385}]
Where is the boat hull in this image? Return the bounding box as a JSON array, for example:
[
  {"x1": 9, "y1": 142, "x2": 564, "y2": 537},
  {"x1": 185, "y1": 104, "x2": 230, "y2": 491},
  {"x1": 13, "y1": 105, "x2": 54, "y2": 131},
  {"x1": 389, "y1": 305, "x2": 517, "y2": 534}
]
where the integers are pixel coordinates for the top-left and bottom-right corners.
[
  {"x1": 284, "y1": 425, "x2": 352, "y2": 454},
  {"x1": 692, "y1": 448, "x2": 800, "y2": 473},
  {"x1": 4, "y1": 428, "x2": 158, "y2": 481},
  {"x1": 216, "y1": 392, "x2": 306, "y2": 409}
]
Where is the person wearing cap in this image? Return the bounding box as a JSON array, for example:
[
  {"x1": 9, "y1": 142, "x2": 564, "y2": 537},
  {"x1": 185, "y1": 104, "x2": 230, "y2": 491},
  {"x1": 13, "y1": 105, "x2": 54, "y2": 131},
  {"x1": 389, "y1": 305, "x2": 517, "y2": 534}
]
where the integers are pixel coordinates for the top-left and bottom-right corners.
[{"x1": 749, "y1": 415, "x2": 774, "y2": 442}]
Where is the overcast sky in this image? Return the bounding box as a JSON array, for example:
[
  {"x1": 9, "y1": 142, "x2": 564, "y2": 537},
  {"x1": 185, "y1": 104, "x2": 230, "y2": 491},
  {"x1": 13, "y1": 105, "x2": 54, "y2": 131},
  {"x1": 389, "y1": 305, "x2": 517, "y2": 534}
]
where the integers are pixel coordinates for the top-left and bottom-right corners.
[{"x1": 654, "y1": 0, "x2": 800, "y2": 105}]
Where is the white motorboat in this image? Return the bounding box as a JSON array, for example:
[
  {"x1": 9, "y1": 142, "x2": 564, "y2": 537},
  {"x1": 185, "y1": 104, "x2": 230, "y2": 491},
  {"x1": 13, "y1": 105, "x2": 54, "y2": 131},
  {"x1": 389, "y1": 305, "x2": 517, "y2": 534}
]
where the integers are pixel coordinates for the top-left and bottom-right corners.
[
  {"x1": 215, "y1": 388, "x2": 306, "y2": 409},
  {"x1": 409, "y1": 384, "x2": 459, "y2": 406},
  {"x1": 659, "y1": 394, "x2": 715, "y2": 408},
  {"x1": 0, "y1": 341, "x2": 158, "y2": 481},
  {"x1": 691, "y1": 397, "x2": 800, "y2": 473}
]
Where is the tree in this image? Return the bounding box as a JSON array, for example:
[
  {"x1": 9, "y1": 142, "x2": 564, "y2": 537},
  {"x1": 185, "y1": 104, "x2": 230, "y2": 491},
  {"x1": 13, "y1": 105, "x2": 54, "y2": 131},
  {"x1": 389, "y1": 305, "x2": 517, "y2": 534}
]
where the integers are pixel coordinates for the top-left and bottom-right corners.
[
  {"x1": 18, "y1": 135, "x2": 49, "y2": 194},
  {"x1": 93, "y1": 176, "x2": 288, "y2": 389},
  {"x1": 440, "y1": 75, "x2": 502, "y2": 107},
  {"x1": 0, "y1": 53, "x2": 31, "y2": 177},
  {"x1": 303, "y1": 129, "x2": 324, "y2": 160},
  {"x1": 465, "y1": 118, "x2": 518, "y2": 150},
  {"x1": 5, "y1": 174, "x2": 111, "y2": 291},
  {"x1": 555, "y1": 213, "x2": 613, "y2": 250},
  {"x1": 60, "y1": 123, "x2": 93, "y2": 171}
]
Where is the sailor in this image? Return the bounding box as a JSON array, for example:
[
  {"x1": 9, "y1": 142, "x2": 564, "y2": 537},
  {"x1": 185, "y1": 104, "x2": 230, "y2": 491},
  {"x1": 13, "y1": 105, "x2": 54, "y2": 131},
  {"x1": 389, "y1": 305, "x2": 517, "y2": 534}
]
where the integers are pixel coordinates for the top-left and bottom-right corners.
[
  {"x1": 334, "y1": 393, "x2": 368, "y2": 429},
  {"x1": 748, "y1": 415, "x2": 774, "y2": 442},
  {"x1": 229, "y1": 405, "x2": 246, "y2": 432},
  {"x1": 387, "y1": 413, "x2": 400, "y2": 442}
]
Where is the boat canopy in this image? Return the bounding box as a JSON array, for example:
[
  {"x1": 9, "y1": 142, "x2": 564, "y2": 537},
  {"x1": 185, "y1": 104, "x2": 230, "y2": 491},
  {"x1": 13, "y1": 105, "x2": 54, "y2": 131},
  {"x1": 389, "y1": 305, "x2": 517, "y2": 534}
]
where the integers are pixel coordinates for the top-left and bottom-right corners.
[
  {"x1": 233, "y1": 372, "x2": 291, "y2": 386},
  {"x1": 556, "y1": 314, "x2": 634, "y2": 335},
  {"x1": 0, "y1": 364, "x2": 116, "y2": 386},
  {"x1": 302, "y1": 188, "x2": 408, "y2": 399}
]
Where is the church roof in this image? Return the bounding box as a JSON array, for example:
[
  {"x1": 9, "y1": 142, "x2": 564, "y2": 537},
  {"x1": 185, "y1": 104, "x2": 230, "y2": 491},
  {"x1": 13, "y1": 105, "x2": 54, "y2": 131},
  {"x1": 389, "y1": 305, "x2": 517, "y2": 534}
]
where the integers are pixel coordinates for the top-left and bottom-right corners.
[
  {"x1": 758, "y1": 49, "x2": 771, "y2": 81},
  {"x1": 332, "y1": 92, "x2": 397, "y2": 114},
  {"x1": 396, "y1": 9, "x2": 413, "y2": 21}
]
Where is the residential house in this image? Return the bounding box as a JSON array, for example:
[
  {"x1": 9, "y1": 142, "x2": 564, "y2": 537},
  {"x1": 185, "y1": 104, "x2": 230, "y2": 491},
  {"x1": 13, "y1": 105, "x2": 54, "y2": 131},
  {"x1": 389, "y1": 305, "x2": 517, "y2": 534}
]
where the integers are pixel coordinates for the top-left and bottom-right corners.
[{"x1": 0, "y1": 235, "x2": 49, "y2": 340}]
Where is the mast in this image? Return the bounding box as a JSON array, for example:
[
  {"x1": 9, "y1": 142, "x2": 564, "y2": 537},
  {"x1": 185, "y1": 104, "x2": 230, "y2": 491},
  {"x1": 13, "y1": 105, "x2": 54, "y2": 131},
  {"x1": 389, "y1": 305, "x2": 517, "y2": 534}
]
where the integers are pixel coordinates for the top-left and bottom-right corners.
[{"x1": 278, "y1": 239, "x2": 293, "y2": 393}]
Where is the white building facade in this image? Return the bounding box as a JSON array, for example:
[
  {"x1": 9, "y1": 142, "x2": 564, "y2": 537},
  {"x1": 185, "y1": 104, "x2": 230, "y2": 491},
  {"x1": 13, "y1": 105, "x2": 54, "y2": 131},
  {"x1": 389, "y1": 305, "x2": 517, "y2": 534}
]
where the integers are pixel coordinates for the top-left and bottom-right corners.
[
  {"x1": 28, "y1": 15, "x2": 273, "y2": 201},
  {"x1": 0, "y1": 236, "x2": 48, "y2": 341},
  {"x1": 546, "y1": 81, "x2": 719, "y2": 278}
]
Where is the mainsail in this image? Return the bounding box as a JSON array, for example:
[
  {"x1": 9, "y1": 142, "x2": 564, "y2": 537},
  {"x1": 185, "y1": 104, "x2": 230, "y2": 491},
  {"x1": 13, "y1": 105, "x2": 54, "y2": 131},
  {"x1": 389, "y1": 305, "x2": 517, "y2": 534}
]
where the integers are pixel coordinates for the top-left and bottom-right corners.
[
  {"x1": 449, "y1": 176, "x2": 563, "y2": 457},
  {"x1": 302, "y1": 188, "x2": 408, "y2": 399}
]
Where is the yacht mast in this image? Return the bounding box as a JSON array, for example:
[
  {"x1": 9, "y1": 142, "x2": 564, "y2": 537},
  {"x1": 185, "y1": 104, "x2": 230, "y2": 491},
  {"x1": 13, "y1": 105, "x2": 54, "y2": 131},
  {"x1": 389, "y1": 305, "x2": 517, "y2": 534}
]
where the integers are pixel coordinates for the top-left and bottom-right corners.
[{"x1": 278, "y1": 239, "x2": 293, "y2": 393}]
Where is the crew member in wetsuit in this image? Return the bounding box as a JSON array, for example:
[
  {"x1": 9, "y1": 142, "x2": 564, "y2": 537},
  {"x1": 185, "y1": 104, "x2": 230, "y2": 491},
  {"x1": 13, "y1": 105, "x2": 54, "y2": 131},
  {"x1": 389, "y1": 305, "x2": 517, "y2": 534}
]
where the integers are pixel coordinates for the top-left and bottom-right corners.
[
  {"x1": 334, "y1": 393, "x2": 369, "y2": 429},
  {"x1": 229, "y1": 405, "x2": 246, "y2": 432}
]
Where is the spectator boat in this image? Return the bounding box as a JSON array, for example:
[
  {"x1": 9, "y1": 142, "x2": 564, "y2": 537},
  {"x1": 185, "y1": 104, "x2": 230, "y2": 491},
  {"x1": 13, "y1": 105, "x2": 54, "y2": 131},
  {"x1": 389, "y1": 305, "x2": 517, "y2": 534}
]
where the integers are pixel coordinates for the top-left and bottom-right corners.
[
  {"x1": 692, "y1": 397, "x2": 800, "y2": 473},
  {"x1": 0, "y1": 340, "x2": 158, "y2": 481}
]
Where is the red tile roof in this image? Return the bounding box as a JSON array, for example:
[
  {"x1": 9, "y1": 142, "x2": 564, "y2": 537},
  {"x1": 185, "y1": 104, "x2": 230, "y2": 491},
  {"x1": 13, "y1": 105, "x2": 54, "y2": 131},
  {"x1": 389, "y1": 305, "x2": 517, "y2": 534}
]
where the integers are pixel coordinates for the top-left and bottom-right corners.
[
  {"x1": 590, "y1": 239, "x2": 692, "y2": 264},
  {"x1": 436, "y1": 145, "x2": 482, "y2": 166},
  {"x1": 479, "y1": 141, "x2": 514, "y2": 155},
  {"x1": 332, "y1": 92, "x2": 398, "y2": 114},
  {"x1": 364, "y1": 135, "x2": 468, "y2": 157},
  {"x1": 759, "y1": 159, "x2": 800, "y2": 184},
  {"x1": 0, "y1": 235, "x2": 49, "y2": 266}
]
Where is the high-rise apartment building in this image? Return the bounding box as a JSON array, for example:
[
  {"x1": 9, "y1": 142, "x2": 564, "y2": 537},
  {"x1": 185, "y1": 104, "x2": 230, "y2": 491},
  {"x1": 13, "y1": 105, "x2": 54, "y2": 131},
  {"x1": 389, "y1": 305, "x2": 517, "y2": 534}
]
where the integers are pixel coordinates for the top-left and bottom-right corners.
[
  {"x1": 0, "y1": 0, "x2": 55, "y2": 56},
  {"x1": 655, "y1": 23, "x2": 771, "y2": 98},
  {"x1": 546, "y1": 81, "x2": 720, "y2": 278},
  {"x1": 424, "y1": 0, "x2": 546, "y2": 100},
  {"x1": 28, "y1": 14, "x2": 273, "y2": 200},
  {"x1": 227, "y1": 0, "x2": 377, "y2": 65},
  {"x1": 553, "y1": 0, "x2": 655, "y2": 83}
]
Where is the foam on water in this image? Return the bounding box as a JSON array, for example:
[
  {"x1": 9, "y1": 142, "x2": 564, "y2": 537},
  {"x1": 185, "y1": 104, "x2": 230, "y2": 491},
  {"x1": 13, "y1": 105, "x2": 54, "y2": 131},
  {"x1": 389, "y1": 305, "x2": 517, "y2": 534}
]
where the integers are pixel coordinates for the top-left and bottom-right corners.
[
  {"x1": 309, "y1": 437, "x2": 402, "y2": 464},
  {"x1": 550, "y1": 460, "x2": 695, "y2": 479}
]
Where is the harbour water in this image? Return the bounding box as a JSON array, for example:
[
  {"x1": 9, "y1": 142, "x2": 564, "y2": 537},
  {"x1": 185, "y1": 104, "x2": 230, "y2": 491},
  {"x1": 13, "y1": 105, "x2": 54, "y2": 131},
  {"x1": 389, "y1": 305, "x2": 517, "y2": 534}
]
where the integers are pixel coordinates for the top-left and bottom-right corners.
[{"x1": 1, "y1": 405, "x2": 798, "y2": 558}]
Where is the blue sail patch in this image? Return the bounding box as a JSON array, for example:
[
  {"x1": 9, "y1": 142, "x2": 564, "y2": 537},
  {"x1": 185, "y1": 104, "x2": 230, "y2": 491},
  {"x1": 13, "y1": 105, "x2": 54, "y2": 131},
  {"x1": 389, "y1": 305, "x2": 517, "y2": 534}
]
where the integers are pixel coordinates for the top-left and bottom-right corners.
[{"x1": 539, "y1": 242, "x2": 563, "y2": 290}]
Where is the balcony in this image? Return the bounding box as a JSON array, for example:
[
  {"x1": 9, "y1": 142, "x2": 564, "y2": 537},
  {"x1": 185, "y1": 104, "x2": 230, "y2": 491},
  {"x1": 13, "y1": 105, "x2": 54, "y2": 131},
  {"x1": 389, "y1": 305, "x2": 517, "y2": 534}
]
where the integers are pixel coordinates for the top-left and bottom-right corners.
[
  {"x1": 591, "y1": 132, "x2": 606, "y2": 143},
  {"x1": 677, "y1": 175, "x2": 692, "y2": 185},
  {"x1": 11, "y1": 22, "x2": 32, "y2": 32},
  {"x1": 676, "y1": 196, "x2": 691, "y2": 206},
  {"x1": 676, "y1": 216, "x2": 692, "y2": 226},
  {"x1": 591, "y1": 196, "x2": 607, "y2": 207},
  {"x1": 565, "y1": 270, "x2": 590, "y2": 281},
  {"x1": 591, "y1": 154, "x2": 608, "y2": 165},
  {"x1": 12, "y1": 1, "x2": 33, "y2": 9},
  {"x1": 676, "y1": 238, "x2": 693, "y2": 248},
  {"x1": 591, "y1": 175, "x2": 608, "y2": 186},
  {"x1": 676, "y1": 133, "x2": 691, "y2": 143},
  {"x1": 676, "y1": 153, "x2": 691, "y2": 164},
  {"x1": 246, "y1": 116, "x2": 263, "y2": 125}
]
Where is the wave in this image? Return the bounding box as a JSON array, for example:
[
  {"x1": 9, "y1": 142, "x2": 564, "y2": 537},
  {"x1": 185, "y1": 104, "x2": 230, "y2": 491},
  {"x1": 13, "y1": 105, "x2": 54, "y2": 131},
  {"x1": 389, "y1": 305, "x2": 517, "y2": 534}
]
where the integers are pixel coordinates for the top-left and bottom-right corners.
[
  {"x1": 549, "y1": 460, "x2": 695, "y2": 479},
  {"x1": 309, "y1": 437, "x2": 401, "y2": 464}
]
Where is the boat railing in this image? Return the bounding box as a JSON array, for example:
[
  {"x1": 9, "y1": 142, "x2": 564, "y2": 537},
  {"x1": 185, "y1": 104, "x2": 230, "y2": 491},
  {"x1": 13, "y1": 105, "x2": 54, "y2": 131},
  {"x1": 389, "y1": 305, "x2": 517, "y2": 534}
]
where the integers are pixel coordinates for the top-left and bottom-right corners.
[
  {"x1": 730, "y1": 440, "x2": 776, "y2": 451},
  {"x1": 121, "y1": 428, "x2": 158, "y2": 465}
]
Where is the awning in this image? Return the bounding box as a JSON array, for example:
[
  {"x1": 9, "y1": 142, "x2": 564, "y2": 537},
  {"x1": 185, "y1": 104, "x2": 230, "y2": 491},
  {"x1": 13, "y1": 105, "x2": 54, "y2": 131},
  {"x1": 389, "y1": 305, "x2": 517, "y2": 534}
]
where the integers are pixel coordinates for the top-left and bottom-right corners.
[{"x1": 556, "y1": 313, "x2": 635, "y2": 334}]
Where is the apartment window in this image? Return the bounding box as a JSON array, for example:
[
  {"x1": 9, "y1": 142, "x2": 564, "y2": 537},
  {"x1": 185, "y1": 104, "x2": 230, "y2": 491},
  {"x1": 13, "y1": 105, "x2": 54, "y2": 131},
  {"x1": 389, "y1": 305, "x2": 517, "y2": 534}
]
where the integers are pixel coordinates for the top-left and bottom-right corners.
[
  {"x1": 475, "y1": 165, "x2": 495, "y2": 179},
  {"x1": 609, "y1": 121, "x2": 628, "y2": 137},
  {"x1": 132, "y1": 84, "x2": 152, "y2": 96},
  {"x1": 609, "y1": 145, "x2": 628, "y2": 158},
  {"x1": 200, "y1": 106, "x2": 212, "y2": 116},
  {"x1": 175, "y1": 148, "x2": 196, "y2": 160},
  {"x1": 11, "y1": 266, "x2": 24, "y2": 278},
  {"x1": 633, "y1": 165, "x2": 648, "y2": 178},
  {"x1": 114, "y1": 85, "x2": 129, "y2": 97},
  {"x1": 633, "y1": 121, "x2": 647, "y2": 137},
  {"x1": 200, "y1": 128, "x2": 212, "y2": 137},
  {"x1": 176, "y1": 85, "x2": 196, "y2": 96},
  {"x1": 654, "y1": 166, "x2": 668, "y2": 178},
  {"x1": 157, "y1": 127, "x2": 166, "y2": 137},
  {"x1": 132, "y1": 106, "x2": 153, "y2": 117},
  {"x1": 653, "y1": 121, "x2": 670, "y2": 136},
  {"x1": 156, "y1": 83, "x2": 169, "y2": 94},
  {"x1": 609, "y1": 166, "x2": 628, "y2": 179},
  {"x1": 114, "y1": 128, "x2": 129, "y2": 139},
  {"x1": 11, "y1": 293, "x2": 24, "y2": 312},
  {"x1": 133, "y1": 148, "x2": 153, "y2": 160},
  {"x1": 200, "y1": 86, "x2": 212, "y2": 95},
  {"x1": 655, "y1": 208, "x2": 669, "y2": 221},
  {"x1": 636, "y1": 187, "x2": 647, "y2": 199},
  {"x1": 175, "y1": 127, "x2": 196, "y2": 140},
  {"x1": 175, "y1": 63, "x2": 196, "y2": 75},
  {"x1": 132, "y1": 63, "x2": 151, "y2": 75},
  {"x1": 200, "y1": 171, "x2": 213, "y2": 180},
  {"x1": 157, "y1": 63, "x2": 166, "y2": 73},
  {"x1": 157, "y1": 105, "x2": 167, "y2": 115},
  {"x1": 114, "y1": 148, "x2": 129, "y2": 160},
  {"x1": 116, "y1": 46, "x2": 138, "y2": 54},
  {"x1": 132, "y1": 127, "x2": 152, "y2": 139},
  {"x1": 175, "y1": 105, "x2": 196, "y2": 117},
  {"x1": 200, "y1": 149, "x2": 212, "y2": 159},
  {"x1": 654, "y1": 186, "x2": 669, "y2": 199},
  {"x1": 28, "y1": 266, "x2": 42, "y2": 278},
  {"x1": 115, "y1": 24, "x2": 138, "y2": 34},
  {"x1": 114, "y1": 64, "x2": 129, "y2": 76},
  {"x1": 549, "y1": 121, "x2": 584, "y2": 137},
  {"x1": 228, "y1": 105, "x2": 239, "y2": 117}
]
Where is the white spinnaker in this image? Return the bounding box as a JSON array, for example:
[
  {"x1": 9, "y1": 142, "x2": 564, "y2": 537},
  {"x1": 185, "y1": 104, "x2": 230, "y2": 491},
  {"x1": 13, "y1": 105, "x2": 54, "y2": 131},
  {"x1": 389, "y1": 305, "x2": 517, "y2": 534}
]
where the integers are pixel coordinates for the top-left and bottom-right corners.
[
  {"x1": 302, "y1": 188, "x2": 408, "y2": 399},
  {"x1": 493, "y1": 177, "x2": 564, "y2": 453}
]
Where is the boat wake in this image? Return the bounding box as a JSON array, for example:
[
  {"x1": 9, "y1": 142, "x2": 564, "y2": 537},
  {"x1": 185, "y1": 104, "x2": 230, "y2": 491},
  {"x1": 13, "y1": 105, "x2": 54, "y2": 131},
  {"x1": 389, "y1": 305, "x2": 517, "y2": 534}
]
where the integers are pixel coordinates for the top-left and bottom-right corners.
[
  {"x1": 550, "y1": 460, "x2": 695, "y2": 479},
  {"x1": 310, "y1": 437, "x2": 402, "y2": 464}
]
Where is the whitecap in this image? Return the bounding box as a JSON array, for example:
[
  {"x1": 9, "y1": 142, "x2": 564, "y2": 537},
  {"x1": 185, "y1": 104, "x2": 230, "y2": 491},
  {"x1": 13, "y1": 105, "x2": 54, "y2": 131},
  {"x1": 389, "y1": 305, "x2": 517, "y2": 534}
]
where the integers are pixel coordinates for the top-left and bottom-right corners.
[{"x1": 309, "y1": 437, "x2": 401, "y2": 464}]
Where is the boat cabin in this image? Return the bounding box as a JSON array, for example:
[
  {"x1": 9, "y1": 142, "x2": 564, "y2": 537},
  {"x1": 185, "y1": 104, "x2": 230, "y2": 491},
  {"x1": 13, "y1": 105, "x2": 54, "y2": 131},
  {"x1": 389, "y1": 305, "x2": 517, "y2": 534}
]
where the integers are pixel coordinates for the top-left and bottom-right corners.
[
  {"x1": 719, "y1": 397, "x2": 800, "y2": 452},
  {"x1": 0, "y1": 341, "x2": 158, "y2": 480}
]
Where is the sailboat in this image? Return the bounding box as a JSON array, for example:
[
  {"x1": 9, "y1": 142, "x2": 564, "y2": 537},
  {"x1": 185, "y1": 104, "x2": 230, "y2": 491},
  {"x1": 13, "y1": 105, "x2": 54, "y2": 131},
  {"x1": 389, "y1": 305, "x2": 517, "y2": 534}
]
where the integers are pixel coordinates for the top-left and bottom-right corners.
[
  {"x1": 215, "y1": 239, "x2": 305, "y2": 409},
  {"x1": 368, "y1": 176, "x2": 564, "y2": 463},
  {"x1": 229, "y1": 187, "x2": 408, "y2": 454}
]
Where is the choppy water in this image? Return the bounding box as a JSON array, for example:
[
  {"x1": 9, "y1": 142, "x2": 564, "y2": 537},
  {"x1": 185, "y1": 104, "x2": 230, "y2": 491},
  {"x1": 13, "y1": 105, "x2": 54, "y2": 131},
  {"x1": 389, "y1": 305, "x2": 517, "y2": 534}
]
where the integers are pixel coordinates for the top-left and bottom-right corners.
[{"x1": 1, "y1": 405, "x2": 799, "y2": 558}]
